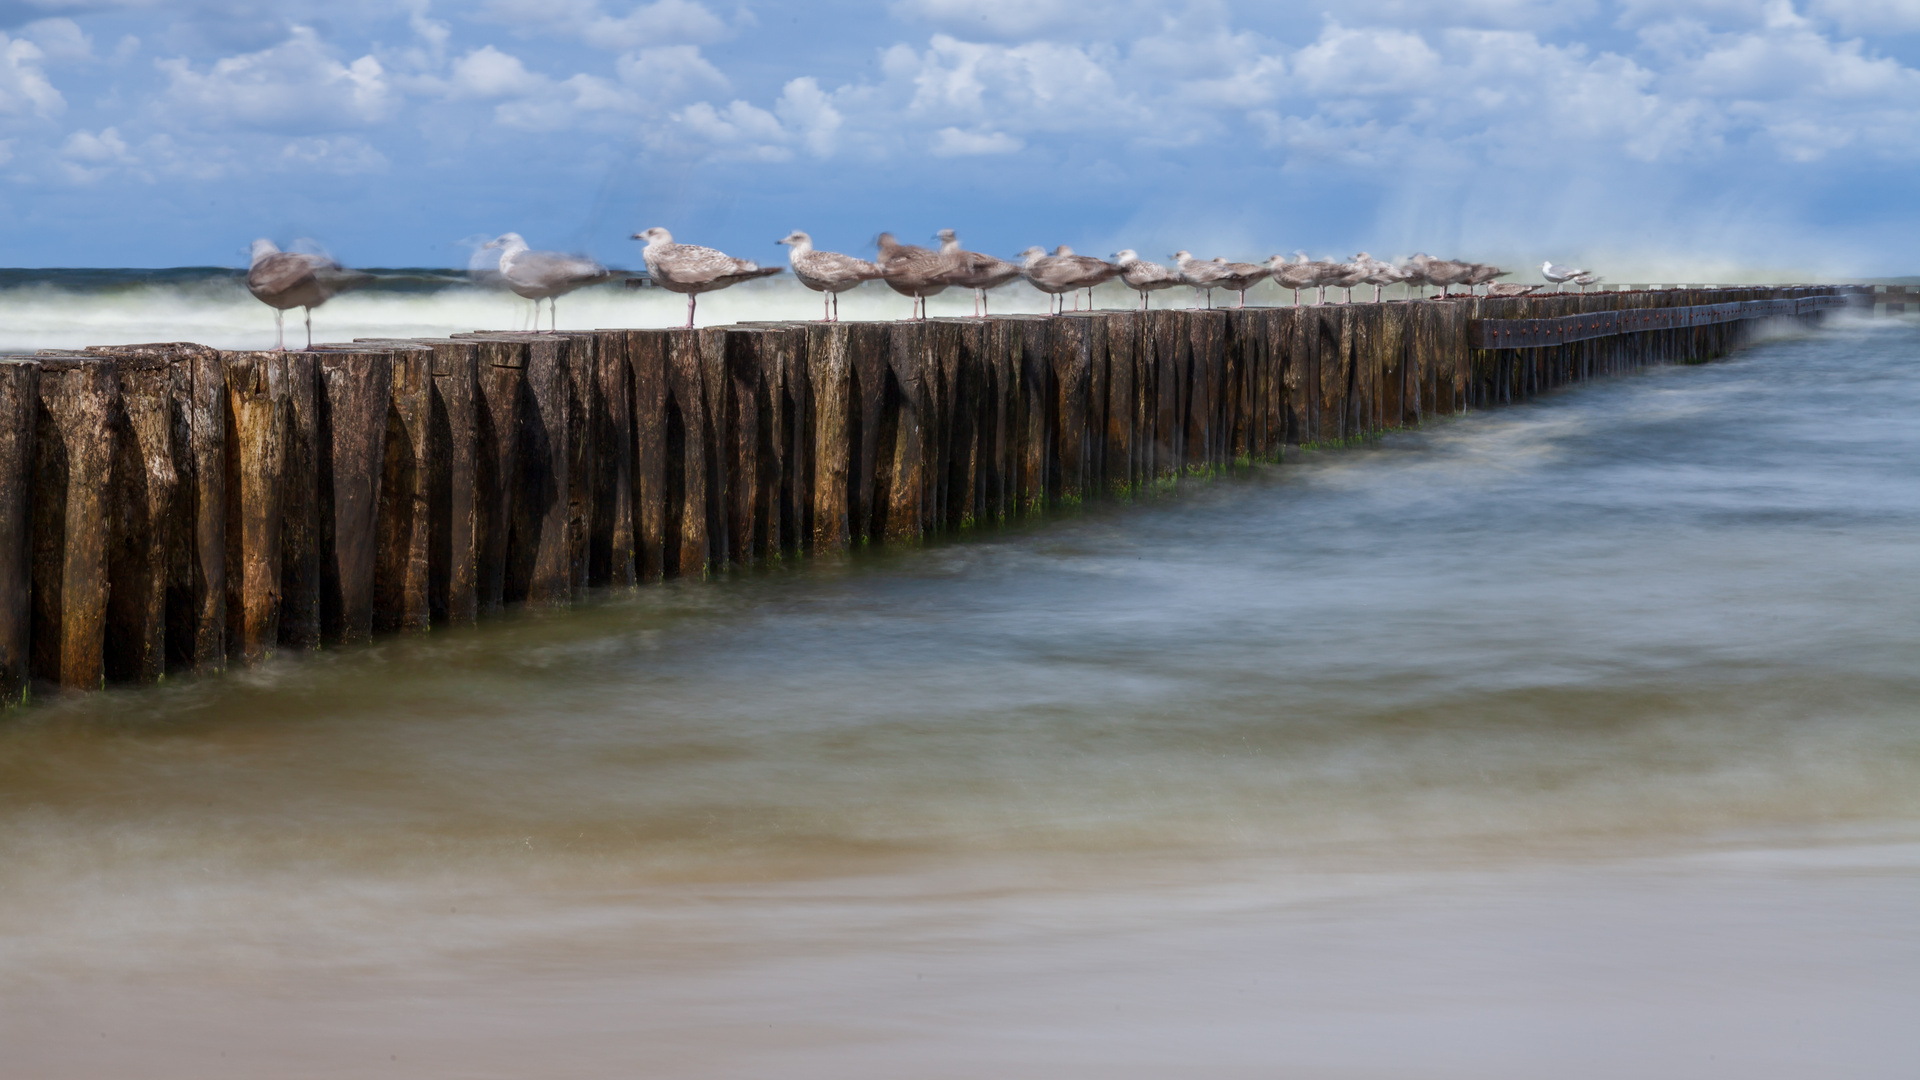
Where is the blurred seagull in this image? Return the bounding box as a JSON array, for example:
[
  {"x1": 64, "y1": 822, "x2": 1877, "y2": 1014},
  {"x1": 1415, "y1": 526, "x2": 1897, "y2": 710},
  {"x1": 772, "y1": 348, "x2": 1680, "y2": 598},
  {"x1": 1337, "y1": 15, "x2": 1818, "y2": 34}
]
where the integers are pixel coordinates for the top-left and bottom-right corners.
[
  {"x1": 246, "y1": 239, "x2": 372, "y2": 350},
  {"x1": 1209, "y1": 257, "x2": 1272, "y2": 308},
  {"x1": 1465, "y1": 263, "x2": 1510, "y2": 295},
  {"x1": 1267, "y1": 254, "x2": 1320, "y2": 305},
  {"x1": 1542, "y1": 260, "x2": 1590, "y2": 291},
  {"x1": 1329, "y1": 258, "x2": 1372, "y2": 303},
  {"x1": 1113, "y1": 250, "x2": 1182, "y2": 310},
  {"x1": 1486, "y1": 282, "x2": 1543, "y2": 297},
  {"x1": 1572, "y1": 272, "x2": 1604, "y2": 292},
  {"x1": 1021, "y1": 246, "x2": 1119, "y2": 314},
  {"x1": 875, "y1": 232, "x2": 950, "y2": 319},
  {"x1": 634, "y1": 227, "x2": 783, "y2": 327},
  {"x1": 1172, "y1": 251, "x2": 1231, "y2": 309},
  {"x1": 934, "y1": 229, "x2": 1024, "y2": 316},
  {"x1": 482, "y1": 233, "x2": 613, "y2": 333},
  {"x1": 778, "y1": 231, "x2": 882, "y2": 322}
]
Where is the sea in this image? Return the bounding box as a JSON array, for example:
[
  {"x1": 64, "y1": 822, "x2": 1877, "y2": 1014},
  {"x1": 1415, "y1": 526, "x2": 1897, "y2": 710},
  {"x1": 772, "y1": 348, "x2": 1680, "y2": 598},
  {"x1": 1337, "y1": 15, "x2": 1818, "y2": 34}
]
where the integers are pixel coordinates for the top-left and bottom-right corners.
[{"x1": 0, "y1": 278, "x2": 1915, "y2": 1078}]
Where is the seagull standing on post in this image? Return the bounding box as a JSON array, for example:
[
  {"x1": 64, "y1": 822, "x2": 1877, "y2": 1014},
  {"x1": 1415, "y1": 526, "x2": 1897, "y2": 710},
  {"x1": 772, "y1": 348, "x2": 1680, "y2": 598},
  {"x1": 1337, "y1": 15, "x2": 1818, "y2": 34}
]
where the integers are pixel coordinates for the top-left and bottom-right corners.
[
  {"x1": 777, "y1": 231, "x2": 882, "y2": 322},
  {"x1": 246, "y1": 239, "x2": 372, "y2": 350},
  {"x1": 634, "y1": 227, "x2": 783, "y2": 328},
  {"x1": 1209, "y1": 257, "x2": 1272, "y2": 307},
  {"x1": 875, "y1": 232, "x2": 950, "y2": 320},
  {"x1": 1172, "y1": 251, "x2": 1231, "y2": 309},
  {"x1": 934, "y1": 229, "x2": 1024, "y2": 316},
  {"x1": 1114, "y1": 250, "x2": 1182, "y2": 310},
  {"x1": 481, "y1": 233, "x2": 613, "y2": 332},
  {"x1": 1542, "y1": 261, "x2": 1590, "y2": 292}
]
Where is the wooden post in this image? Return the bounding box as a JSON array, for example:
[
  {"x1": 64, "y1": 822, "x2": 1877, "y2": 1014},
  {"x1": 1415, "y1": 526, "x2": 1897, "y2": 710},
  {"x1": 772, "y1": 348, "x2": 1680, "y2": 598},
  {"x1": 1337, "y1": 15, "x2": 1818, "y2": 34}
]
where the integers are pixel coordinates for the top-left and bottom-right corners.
[
  {"x1": 1051, "y1": 315, "x2": 1090, "y2": 501},
  {"x1": 102, "y1": 351, "x2": 177, "y2": 683},
  {"x1": 883, "y1": 321, "x2": 927, "y2": 543},
  {"x1": 31, "y1": 356, "x2": 119, "y2": 690},
  {"x1": 666, "y1": 329, "x2": 712, "y2": 577},
  {"x1": 222, "y1": 351, "x2": 288, "y2": 663},
  {"x1": 327, "y1": 342, "x2": 433, "y2": 634},
  {"x1": 316, "y1": 349, "x2": 393, "y2": 646},
  {"x1": 472, "y1": 336, "x2": 524, "y2": 610},
  {"x1": 423, "y1": 338, "x2": 480, "y2": 625},
  {"x1": 802, "y1": 323, "x2": 852, "y2": 551},
  {"x1": 627, "y1": 330, "x2": 670, "y2": 579},
  {"x1": 0, "y1": 359, "x2": 36, "y2": 704},
  {"x1": 587, "y1": 331, "x2": 635, "y2": 588},
  {"x1": 279, "y1": 352, "x2": 321, "y2": 649}
]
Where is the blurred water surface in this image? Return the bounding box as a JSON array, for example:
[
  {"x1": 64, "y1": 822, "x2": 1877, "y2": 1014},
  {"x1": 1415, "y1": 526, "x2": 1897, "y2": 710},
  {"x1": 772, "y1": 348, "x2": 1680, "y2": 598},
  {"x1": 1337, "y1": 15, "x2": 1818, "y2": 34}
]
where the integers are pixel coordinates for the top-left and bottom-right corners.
[{"x1": 2, "y1": 315, "x2": 1917, "y2": 1078}]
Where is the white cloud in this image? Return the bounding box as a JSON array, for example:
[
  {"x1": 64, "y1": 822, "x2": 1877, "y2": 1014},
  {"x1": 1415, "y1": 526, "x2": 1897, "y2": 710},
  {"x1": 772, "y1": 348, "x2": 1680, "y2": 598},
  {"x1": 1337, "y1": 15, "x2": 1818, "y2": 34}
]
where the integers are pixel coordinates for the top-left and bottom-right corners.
[
  {"x1": 483, "y1": 0, "x2": 731, "y2": 49},
  {"x1": 774, "y1": 76, "x2": 842, "y2": 157},
  {"x1": 613, "y1": 44, "x2": 728, "y2": 99},
  {"x1": 156, "y1": 27, "x2": 394, "y2": 133},
  {"x1": 0, "y1": 33, "x2": 63, "y2": 118},
  {"x1": 445, "y1": 45, "x2": 544, "y2": 99},
  {"x1": 674, "y1": 98, "x2": 792, "y2": 159},
  {"x1": 20, "y1": 18, "x2": 91, "y2": 62},
  {"x1": 889, "y1": 0, "x2": 1146, "y2": 39},
  {"x1": 931, "y1": 126, "x2": 1022, "y2": 155},
  {"x1": 58, "y1": 124, "x2": 132, "y2": 181},
  {"x1": 1810, "y1": 0, "x2": 1920, "y2": 32},
  {"x1": 275, "y1": 135, "x2": 389, "y2": 174}
]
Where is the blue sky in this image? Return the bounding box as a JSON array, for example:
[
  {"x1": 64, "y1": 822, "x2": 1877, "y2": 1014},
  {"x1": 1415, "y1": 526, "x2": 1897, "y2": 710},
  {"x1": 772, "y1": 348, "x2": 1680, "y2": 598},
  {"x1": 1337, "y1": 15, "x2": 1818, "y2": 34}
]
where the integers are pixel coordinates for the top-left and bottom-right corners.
[{"x1": 0, "y1": 0, "x2": 1916, "y2": 275}]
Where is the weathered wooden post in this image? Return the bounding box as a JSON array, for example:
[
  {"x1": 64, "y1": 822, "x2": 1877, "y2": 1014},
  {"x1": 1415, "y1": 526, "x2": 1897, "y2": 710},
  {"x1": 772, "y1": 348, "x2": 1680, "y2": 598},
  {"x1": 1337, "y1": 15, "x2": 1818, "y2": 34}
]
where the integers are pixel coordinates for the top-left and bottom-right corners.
[
  {"x1": 102, "y1": 350, "x2": 177, "y2": 683},
  {"x1": 803, "y1": 322, "x2": 852, "y2": 552},
  {"x1": 278, "y1": 351, "x2": 321, "y2": 649},
  {"x1": 163, "y1": 345, "x2": 226, "y2": 673},
  {"x1": 1, "y1": 359, "x2": 37, "y2": 704},
  {"x1": 327, "y1": 342, "x2": 432, "y2": 634},
  {"x1": 587, "y1": 330, "x2": 635, "y2": 588},
  {"x1": 222, "y1": 351, "x2": 289, "y2": 662},
  {"x1": 31, "y1": 356, "x2": 120, "y2": 690},
  {"x1": 421, "y1": 338, "x2": 479, "y2": 625},
  {"x1": 1050, "y1": 315, "x2": 1091, "y2": 501},
  {"x1": 316, "y1": 348, "x2": 393, "y2": 645}
]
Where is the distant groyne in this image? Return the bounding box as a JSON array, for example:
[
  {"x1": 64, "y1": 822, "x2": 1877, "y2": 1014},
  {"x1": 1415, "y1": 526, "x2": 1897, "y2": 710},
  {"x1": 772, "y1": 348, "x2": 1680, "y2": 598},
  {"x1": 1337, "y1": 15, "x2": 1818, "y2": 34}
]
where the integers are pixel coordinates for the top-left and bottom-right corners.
[{"x1": 0, "y1": 285, "x2": 1858, "y2": 701}]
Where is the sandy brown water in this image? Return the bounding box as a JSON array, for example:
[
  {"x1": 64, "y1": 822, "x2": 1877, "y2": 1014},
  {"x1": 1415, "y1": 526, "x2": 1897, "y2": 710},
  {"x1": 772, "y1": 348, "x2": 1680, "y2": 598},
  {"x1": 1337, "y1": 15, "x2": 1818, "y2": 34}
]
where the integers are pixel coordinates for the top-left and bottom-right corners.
[{"x1": 3, "y1": 315, "x2": 1917, "y2": 1077}]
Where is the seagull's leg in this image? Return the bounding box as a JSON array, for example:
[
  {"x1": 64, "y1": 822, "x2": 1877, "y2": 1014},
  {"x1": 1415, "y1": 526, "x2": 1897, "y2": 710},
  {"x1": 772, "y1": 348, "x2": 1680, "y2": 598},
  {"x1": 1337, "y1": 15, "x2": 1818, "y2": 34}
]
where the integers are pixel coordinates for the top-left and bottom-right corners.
[
  {"x1": 304, "y1": 308, "x2": 313, "y2": 350},
  {"x1": 686, "y1": 293, "x2": 696, "y2": 328},
  {"x1": 273, "y1": 309, "x2": 285, "y2": 351}
]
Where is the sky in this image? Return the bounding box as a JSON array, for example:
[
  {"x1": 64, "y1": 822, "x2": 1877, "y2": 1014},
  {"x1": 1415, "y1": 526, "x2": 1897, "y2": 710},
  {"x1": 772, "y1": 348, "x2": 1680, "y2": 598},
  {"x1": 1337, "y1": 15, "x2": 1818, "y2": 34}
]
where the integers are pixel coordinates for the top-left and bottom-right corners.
[{"x1": 0, "y1": 0, "x2": 1917, "y2": 276}]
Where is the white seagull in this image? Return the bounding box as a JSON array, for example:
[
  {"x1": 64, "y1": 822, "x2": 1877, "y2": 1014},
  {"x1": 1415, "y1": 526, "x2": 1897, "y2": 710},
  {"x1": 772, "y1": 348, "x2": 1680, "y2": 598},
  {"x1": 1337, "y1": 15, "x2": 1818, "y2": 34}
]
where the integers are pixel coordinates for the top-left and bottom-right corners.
[
  {"x1": 778, "y1": 231, "x2": 882, "y2": 322},
  {"x1": 634, "y1": 227, "x2": 783, "y2": 327},
  {"x1": 1541, "y1": 261, "x2": 1590, "y2": 291},
  {"x1": 482, "y1": 233, "x2": 613, "y2": 332},
  {"x1": 1113, "y1": 250, "x2": 1182, "y2": 310},
  {"x1": 246, "y1": 239, "x2": 372, "y2": 350}
]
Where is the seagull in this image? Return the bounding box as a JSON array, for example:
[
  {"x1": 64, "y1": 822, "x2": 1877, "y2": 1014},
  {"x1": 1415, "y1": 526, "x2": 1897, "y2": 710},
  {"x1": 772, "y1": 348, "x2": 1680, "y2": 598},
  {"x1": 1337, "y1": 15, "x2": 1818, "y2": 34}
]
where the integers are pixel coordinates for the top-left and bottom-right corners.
[
  {"x1": 1328, "y1": 259, "x2": 1372, "y2": 303},
  {"x1": 1353, "y1": 252, "x2": 1397, "y2": 302},
  {"x1": 1051, "y1": 245, "x2": 1121, "y2": 311},
  {"x1": 1172, "y1": 251, "x2": 1231, "y2": 309},
  {"x1": 1264, "y1": 253, "x2": 1320, "y2": 305},
  {"x1": 934, "y1": 229, "x2": 1024, "y2": 316},
  {"x1": 1306, "y1": 258, "x2": 1346, "y2": 304},
  {"x1": 246, "y1": 239, "x2": 372, "y2": 350},
  {"x1": 875, "y1": 232, "x2": 950, "y2": 320},
  {"x1": 1113, "y1": 250, "x2": 1182, "y2": 310},
  {"x1": 1395, "y1": 257, "x2": 1431, "y2": 299},
  {"x1": 1465, "y1": 263, "x2": 1510, "y2": 295},
  {"x1": 1209, "y1": 257, "x2": 1272, "y2": 308},
  {"x1": 778, "y1": 230, "x2": 882, "y2": 322},
  {"x1": 1413, "y1": 254, "x2": 1472, "y2": 298},
  {"x1": 634, "y1": 227, "x2": 783, "y2": 328},
  {"x1": 1486, "y1": 282, "x2": 1542, "y2": 296},
  {"x1": 481, "y1": 233, "x2": 613, "y2": 333},
  {"x1": 1541, "y1": 261, "x2": 1589, "y2": 291},
  {"x1": 1572, "y1": 273, "x2": 1604, "y2": 292},
  {"x1": 1020, "y1": 246, "x2": 1119, "y2": 314}
]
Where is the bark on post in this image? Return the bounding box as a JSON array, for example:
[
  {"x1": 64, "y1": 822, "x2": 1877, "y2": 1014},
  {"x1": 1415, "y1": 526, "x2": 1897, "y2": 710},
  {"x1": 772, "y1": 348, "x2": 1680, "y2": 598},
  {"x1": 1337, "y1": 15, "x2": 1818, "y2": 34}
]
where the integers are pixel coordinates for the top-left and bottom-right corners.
[
  {"x1": 317, "y1": 349, "x2": 393, "y2": 646},
  {"x1": 666, "y1": 329, "x2": 712, "y2": 577},
  {"x1": 1050, "y1": 315, "x2": 1090, "y2": 502},
  {"x1": 102, "y1": 351, "x2": 177, "y2": 683},
  {"x1": 588, "y1": 331, "x2": 635, "y2": 588},
  {"x1": 30, "y1": 356, "x2": 120, "y2": 690},
  {"x1": 278, "y1": 353, "x2": 321, "y2": 649},
  {"x1": 627, "y1": 330, "x2": 670, "y2": 580},
  {"x1": 222, "y1": 352, "x2": 288, "y2": 663},
  {"x1": 561, "y1": 332, "x2": 597, "y2": 595},
  {"x1": 0, "y1": 359, "x2": 37, "y2": 704},
  {"x1": 424, "y1": 338, "x2": 479, "y2": 625},
  {"x1": 883, "y1": 321, "x2": 927, "y2": 543},
  {"x1": 172, "y1": 346, "x2": 226, "y2": 672},
  {"x1": 803, "y1": 323, "x2": 852, "y2": 552},
  {"x1": 329, "y1": 342, "x2": 433, "y2": 634},
  {"x1": 472, "y1": 336, "x2": 524, "y2": 610},
  {"x1": 1014, "y1": 316, "x2": 1051, "y2": 512}
]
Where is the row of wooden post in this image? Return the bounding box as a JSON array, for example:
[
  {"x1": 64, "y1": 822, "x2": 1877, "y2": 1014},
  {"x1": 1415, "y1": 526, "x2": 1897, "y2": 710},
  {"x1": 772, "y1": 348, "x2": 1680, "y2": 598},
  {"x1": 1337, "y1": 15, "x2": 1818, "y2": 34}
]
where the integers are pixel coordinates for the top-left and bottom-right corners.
[{"x1": 0, "y1": 286, "x2": 1847, "y2": 702}]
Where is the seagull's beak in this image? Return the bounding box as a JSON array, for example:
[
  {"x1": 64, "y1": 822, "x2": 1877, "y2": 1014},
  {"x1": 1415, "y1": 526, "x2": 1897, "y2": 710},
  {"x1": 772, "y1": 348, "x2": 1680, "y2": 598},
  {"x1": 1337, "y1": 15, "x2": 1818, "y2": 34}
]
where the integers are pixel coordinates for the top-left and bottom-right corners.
[{"x1": 630, "y1": 233, "x2": 643, "y2": 241}]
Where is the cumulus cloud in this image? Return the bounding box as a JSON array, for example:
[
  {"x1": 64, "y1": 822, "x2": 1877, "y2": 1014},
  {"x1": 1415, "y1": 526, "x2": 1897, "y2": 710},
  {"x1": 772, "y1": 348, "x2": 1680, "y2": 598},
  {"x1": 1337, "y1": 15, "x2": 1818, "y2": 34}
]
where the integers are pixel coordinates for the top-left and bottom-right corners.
[
  {"x1": 931, "y1": 125, "x2": 1022, "y2": 155},
  {"x1": 58, "y1": 124, "x2": 132, "y2": 181},
  {"x1": 483, "y1": 0, "x2": 731, "y2": 49},
  {"x1": 156, "y1": 27, "x2": 393, "y2": 132},
  {"x1": 0, "y1": 32, "x2": 62, "y2": 117}
]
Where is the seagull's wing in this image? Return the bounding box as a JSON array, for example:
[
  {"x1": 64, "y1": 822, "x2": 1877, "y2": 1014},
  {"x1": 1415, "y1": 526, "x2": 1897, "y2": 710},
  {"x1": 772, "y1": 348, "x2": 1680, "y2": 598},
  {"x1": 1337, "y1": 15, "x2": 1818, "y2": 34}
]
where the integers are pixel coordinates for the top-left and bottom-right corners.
[
  {"x1": 247, "y1": 252, "x2": 319, "y2": 296},
  {"x1": 653, "y1": 243, "x2": 763, "y2": 286},
  {"x1": 508, "y1": 250, "x2": 610, "y2": 291},
  {"x1": 800, "y1": 250, "x2": 885, "y2": 281}
]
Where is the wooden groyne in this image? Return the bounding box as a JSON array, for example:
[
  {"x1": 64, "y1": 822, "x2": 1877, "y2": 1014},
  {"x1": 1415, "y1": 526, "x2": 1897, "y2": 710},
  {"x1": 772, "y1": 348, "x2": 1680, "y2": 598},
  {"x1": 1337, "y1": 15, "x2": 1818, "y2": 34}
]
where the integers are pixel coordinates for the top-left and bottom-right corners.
[{"x1": 0, "y1": 285, "x2": 1853, "y2": 701}]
